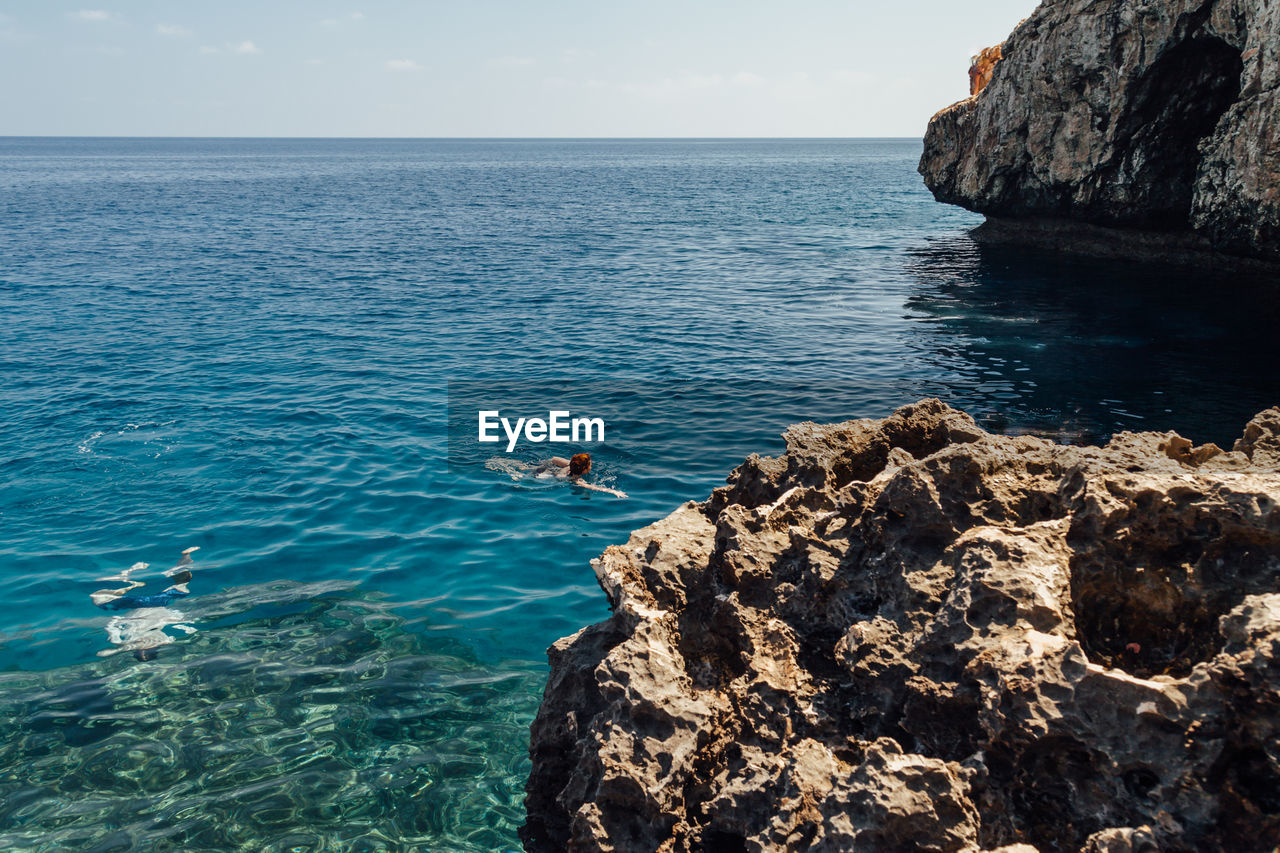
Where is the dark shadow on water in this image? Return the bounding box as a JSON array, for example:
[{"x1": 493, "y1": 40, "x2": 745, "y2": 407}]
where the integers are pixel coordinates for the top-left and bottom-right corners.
[{"x1": 902, "y1": 235, "x2": 1280, "y2": 446}]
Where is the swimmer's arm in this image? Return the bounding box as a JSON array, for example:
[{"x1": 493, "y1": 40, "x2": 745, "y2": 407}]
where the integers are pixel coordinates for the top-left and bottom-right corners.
[
  {"x1": 548, "y1": 456, "x2": 570, "y2": 467},
  {"x1": 576, "y1": 481, "x2": 628, "y2": 498}
]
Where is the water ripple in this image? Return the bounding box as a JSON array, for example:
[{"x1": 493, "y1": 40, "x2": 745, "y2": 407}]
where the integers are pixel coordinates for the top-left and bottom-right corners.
[{"x1": 1, "y1": 138, "x2": 1278, "y2": 848}]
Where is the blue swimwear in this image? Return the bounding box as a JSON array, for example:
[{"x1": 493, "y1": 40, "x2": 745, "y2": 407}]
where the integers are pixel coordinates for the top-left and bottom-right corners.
[{"x1": 98, "y1": 589, "x2": 189, "y2": 611}]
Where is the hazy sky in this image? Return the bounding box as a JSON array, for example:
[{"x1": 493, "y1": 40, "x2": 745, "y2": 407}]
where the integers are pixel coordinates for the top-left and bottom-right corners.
[{"x1": 0, "y1": 1, "x2": 1041, "y2": 137}]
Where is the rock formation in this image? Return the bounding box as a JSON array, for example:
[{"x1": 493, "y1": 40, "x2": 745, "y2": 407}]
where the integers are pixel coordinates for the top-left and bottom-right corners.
[
  {"x1": 919, "y1": 0, "x2": 1279, "y2": 265},
  {"x1": 523, "y1": 400, "x2": 1280, "y2": 852},
  {"x1": 969, "y1": 45, "x2": 1003, "y2": 98}
]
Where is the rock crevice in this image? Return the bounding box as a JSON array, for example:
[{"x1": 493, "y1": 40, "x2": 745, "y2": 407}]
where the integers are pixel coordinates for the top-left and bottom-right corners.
[{"x1": 524, "y1": 401, "x2": 1280, "y2": 852}]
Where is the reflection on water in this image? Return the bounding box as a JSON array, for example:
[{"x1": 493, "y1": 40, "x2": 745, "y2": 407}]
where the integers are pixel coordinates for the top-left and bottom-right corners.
[
  {"x1": 0, "y1": 581, "x2": 538, "y2": 852},
  {"x1": 904, "y1": 236, "x2": 1280, "y2": 446},
  {"x1": 92, "y1": 547, "x2": 201, "y2": 659}
]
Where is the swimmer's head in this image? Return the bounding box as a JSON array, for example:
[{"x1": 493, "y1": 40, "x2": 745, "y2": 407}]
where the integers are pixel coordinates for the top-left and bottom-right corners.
[{"x1": 569, "y1": 453, "x2": 591, "y2": 476}]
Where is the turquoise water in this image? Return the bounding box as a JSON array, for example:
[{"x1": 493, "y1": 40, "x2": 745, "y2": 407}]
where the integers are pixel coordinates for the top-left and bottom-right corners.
[{"x1": 1, "y1": 138, "x2": 1278, "y2": 850}]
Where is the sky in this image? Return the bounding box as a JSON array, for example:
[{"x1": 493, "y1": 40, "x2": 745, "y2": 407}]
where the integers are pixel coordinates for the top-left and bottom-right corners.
[{"x1": 0, "y1": 1, "x2": 1042, "y2": 137}]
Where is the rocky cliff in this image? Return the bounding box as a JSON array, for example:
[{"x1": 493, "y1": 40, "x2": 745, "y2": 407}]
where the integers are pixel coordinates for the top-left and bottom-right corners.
[
  {"x1": 523, "y1": 400, "x2": 1280, "y2": 852},
  {"x1": 919, "y1": 0, "x2": 1279, "y2": 265}
]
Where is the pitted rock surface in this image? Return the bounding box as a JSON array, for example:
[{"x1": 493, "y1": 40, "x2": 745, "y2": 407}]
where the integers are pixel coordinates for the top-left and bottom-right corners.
[{"x1": 523, "y1": 400, "x2": 1280, "y2": 852}]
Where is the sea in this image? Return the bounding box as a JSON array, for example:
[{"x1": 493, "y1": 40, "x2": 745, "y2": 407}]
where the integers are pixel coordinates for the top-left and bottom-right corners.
[{"x1": 1, "y1": 138, "x2": 1276, "y2": 851}]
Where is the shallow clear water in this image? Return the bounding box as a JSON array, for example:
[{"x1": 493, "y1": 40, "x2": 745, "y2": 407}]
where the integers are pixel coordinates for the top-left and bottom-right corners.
[{"x1": 1, "y1": 138, "x2": 1277, "y2": 850}]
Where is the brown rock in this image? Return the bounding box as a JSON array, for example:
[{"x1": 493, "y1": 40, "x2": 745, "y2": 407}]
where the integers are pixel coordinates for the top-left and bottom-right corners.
[
  {"x1": 523, "y1": 400, "x2": 1280, "y2": 852},
  {"x1": 969, "y1": 45, "x2": 1003, "y2": 97}
]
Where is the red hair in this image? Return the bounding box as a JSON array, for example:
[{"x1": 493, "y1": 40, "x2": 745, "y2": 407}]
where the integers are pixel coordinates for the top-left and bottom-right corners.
[{"x1": 569, "y1": 453, "x2": 591, "y2": 476}]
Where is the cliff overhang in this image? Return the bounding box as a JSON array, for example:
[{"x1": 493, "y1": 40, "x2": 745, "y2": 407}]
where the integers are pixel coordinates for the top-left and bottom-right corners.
[{"x1": 919, "y1": 0, "x2": 1279, "y2": 266}]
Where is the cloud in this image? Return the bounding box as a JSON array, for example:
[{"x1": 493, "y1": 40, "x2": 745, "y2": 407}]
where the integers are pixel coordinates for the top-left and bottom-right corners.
[
  {"x1": 384, "y1": 59, "x2": 421, "y2": 72},
  {"x1": 71, "y1": 10, "x2": 111, "y2": 22},
  {"x1": 617, "y1": 73, "x2": 742, "y2": 98},
  {"x1": 200, "y1": 41, "x2": 261, "y2": 56},
  {"x1": 0, "y1": 13, "x2": 33, "y2": 42},
  {"x1": 614, "y1": 69, "x2": 876, "y2": 103},
  {"x1": 320, "y1": 12, "x2": 365, "y2": 28},
  {"x1": 156, "y1": 23, "x2": 191, "y2": 37}
]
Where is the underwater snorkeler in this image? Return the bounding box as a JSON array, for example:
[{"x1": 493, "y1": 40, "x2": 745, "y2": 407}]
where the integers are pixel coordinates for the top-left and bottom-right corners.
[
  {"x1": 90, "y1": 546, "x2": 200, "y2": 660},
  {"x1": 487, "y1": 452, "x2": 627, "y2": 497}
]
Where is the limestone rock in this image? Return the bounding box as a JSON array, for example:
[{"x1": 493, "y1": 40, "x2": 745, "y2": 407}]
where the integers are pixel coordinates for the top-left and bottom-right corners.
[
  {"x1": 919, "y1": 0, "x2": 1280, "y2": 265},
  {"x1": 523, "y1": 400, "x2": 1280, "y2": 852},
  {"x1": 969, "y1": 45, "x2": 1003, "y2": 97}
]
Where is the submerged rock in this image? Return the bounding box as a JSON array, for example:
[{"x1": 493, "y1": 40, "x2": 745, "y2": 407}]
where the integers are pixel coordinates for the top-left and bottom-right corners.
[
  {"x1": 523, "y1": 400, "x2": 1280, "y2": 852},
  {"x1": 0, "y1": 582, "x2": 540, "y2": 852},
  {"x1": 919, "y1": 0, "x2": 1280, "y2": 266}
]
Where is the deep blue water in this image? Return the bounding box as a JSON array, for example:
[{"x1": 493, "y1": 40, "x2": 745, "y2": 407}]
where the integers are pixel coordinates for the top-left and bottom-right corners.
[{"x1": 1, "y1": 138, "x2": 1277, "y2": 850}]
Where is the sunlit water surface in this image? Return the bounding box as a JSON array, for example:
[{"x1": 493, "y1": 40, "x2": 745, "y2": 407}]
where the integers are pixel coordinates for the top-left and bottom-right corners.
[{"x1": 1, "y1": 138, "x2": 1277, "y2": 851}]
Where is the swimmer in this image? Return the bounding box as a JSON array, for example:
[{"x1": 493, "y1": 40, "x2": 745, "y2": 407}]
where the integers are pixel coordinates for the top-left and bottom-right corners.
[
  {"x1": 485, "y1": 452, "x2": 627, "y2": 497},
  {"x1": 540, "y1": 453, "x2": 628, "y2": 497},
  {"x1": 535, "y1": 452, "x2": 592, "y2": 478},
  {"x1": 91, "y1": 546, "x2": 200, "y2": 660}
]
